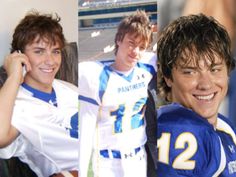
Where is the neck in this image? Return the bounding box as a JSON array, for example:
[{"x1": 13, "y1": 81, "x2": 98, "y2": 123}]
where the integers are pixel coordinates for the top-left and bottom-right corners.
[
  {"x1": 207, "y1": 117, "x2": 218, "y2": 128},
  {"x1": 23, "y1": 81, "x2": 53, "y2": 93},
  {"x1": 112, "y1": 59, "x2": 133, "y2": 72}
]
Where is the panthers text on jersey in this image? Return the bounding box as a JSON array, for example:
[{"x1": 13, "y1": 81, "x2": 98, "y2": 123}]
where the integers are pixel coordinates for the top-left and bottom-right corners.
[{"x1": 79, "y1": 52, "x2": 157, "y2": 177}]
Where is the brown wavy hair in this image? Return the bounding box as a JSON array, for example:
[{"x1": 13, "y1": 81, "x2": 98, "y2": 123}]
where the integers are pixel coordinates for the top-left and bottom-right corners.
[
  {"x1": 157, "y1": 13, "x2": 235, "y2": 102},
  {"x1": 11, "y1": 10, "x2": 66, "y2": 53},
  {"x1": 114, "y1": 10, "x2": 153, "y2": 55}
]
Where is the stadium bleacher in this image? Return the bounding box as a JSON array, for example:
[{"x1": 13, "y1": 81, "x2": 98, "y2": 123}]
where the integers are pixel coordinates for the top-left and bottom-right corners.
[
  {"x1": 79, "y1": 0, "x2": 154, "y2": 7},
  {"x1": 79, "y1": 27, "x2": 116, "y2": 61},
  {"x1": 78, "y1": 0, "x2": 157, "y2": 62},
  {"x1": 79, "y1": 27, "x2": 157, "y2": 62}
]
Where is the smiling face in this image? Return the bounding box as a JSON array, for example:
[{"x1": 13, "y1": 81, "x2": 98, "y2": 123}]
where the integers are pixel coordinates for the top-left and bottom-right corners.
[
  {"x1": 165, "y1": 54, "x2": 229, "y2": 126},
  {"x1": 114, "y1": 33, "x2": 148, "y2": 71},
  {"x1": 23, "y1": 38, "x2": 62, "y2": 93}
]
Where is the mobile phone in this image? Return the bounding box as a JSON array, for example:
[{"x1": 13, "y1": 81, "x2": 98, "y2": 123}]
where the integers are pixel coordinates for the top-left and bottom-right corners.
[{"x1": 17, "y1": 50, "x2": 27, "y2": 77}]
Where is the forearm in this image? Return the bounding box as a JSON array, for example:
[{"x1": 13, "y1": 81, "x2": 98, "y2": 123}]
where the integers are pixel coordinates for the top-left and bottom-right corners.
[
  {"x1": 79, "y1": 127, "x2": 94, "y2": 177},
  {"x1": 0, "y1": 75, "x2": 20, "y2": 146},
  {"x1": 79, "y1": 102, "x2": 98, "y2": 177},
  {"x1": 0, "y1": 52, "x2": 31, "y2": 147}
]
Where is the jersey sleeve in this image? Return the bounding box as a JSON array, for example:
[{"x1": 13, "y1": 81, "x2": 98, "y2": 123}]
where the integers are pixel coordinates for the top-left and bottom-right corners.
[
  {"x1": 0, "y1": 135, "x2": 23, "y2": 159},
  {"x1": 79, "y1": 61, "x2": 101, "y2": 177},
  {"x1": 157, "y1": 162, "x2": 187, "y2": 177},
  {"x1": 157, "y1": 103, "x2": 224, "y2": 177},
  {"x1": 79, "y1": 61, "x2": 101, "y2": 106},
  {"x1": 140, "y1": 51, "x2": 157, "y2": 72}
]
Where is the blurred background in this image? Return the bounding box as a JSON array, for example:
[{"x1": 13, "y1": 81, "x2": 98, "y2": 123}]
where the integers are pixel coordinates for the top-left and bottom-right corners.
[{"x1": 78, "y1": 0, "x2": 157, "y2": 62}]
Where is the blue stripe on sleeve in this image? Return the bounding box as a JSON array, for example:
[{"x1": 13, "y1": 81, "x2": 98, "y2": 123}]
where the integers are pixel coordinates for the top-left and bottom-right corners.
[
  {"x1": 79, "y1": 95, "x2": 99, "y2": 106},
  {"x1": 99, "y1": 65, "x2": 111, "y2": 101},
  {"x1": 137, "y1": 62, "x2": 156, "y2": 76}
]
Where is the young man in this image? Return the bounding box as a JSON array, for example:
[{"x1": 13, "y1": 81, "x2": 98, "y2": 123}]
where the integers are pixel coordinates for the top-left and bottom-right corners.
[
  {"x1": 79, "y1": 10, "x2": 157, "y2": 177},
  {"x1": 157, "y1": 14, "x2": 236, "y2": 176},
  {"x1": 0, "y1": 12, "x2": 78, "y2": 177}
]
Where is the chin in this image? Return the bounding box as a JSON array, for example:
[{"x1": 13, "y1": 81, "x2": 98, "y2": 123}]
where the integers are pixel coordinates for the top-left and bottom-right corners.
[
  {"x1": 129, "y1": 61, "x2": 137, "y2": 67},
  {"x1": 42, "y1": 78, "x2": 55, "y2": 84},
  {"x1": 196, "y1": 109, "x2": 217, "y2": 121}
]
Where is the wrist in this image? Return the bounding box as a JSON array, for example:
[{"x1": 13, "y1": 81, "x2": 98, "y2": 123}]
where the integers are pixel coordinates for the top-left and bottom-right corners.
[{"x1": 7, "y1": 73, "x2": 23, "y2": 86}]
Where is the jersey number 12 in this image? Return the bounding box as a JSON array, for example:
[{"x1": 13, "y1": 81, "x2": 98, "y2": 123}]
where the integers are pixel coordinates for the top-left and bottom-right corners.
[
  {"x1": 157, "y1": 132, "x2": 197, "y2": 170},
  {"x1": 111, "y1": 97, "x2": 147, "y2": 133}
]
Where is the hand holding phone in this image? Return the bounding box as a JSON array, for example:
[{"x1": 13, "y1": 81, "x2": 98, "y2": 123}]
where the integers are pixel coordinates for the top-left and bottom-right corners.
[
  {"x1": 4, "y1": 50, "x2": 31, "y2": 85},
  {"x1": 17, "y1": 50, "x2": 27, "y2": 77},
  {"x1": 22, "y1": 64, "x2": 26, "y2": 77}
]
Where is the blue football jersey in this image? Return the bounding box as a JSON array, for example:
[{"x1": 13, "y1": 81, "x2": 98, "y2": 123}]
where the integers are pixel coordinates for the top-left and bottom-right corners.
[{"x1": 157, "y1": 103, "x2": 236, "y2": 177}]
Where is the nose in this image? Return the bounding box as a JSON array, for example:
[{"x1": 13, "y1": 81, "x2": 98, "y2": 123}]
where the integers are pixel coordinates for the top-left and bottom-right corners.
[
  {"x1": 130, "y1": 46, "x2": 141, "y2": 57},
  {"x1": 44, "y1": 52, "x2": 55, "y2": 65},
  {"x1": 196, "y1": 72, "x2": 213, "y2": 90},
  {"x1": 134, "y1": 46, "x2": 141, "y2": 54}
]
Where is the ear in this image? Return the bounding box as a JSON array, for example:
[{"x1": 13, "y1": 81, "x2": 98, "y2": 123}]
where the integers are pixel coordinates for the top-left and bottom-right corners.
[
  {"x1": 164, "y1": 77, "x2": 172, "y2": 87},
  {"x1": 117, "y1": 40, "x2": 121, "y2": 47}
]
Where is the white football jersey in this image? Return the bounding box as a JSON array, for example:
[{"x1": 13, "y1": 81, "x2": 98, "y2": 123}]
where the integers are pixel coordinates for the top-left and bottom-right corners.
[
  {"x1": 0, "y1": 79, "x2": 78, "y2": 177},
  {"x1": 79, "y1": 52, "x2": 157, "y2": 151}
]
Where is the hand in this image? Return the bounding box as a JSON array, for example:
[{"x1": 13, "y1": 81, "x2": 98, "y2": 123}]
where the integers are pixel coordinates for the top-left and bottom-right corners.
[{"x1": 4, "y1": 51, "x2": 31, "y2": 84}]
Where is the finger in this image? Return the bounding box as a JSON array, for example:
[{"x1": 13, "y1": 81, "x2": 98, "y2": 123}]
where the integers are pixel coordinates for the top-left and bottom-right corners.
[
  {"x1": 20, "y1": 56, "x2": 32, "y2": 72},
  {"x1": 11, "y1": 51, "x2": 32, "y2": 72}
]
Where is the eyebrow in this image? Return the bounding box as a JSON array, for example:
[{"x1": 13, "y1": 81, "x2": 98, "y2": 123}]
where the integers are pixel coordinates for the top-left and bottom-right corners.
[
  {"x1": 178, "y1": 62, "x2": 224, "y2": 70},
  {"x1": 31, "y1": 47, "x2": 61, "y2": 50},
  {"x1": 127, "y1": 37, "x2": 147, "y2": 47},
  {"x1": 32, "y1": 47, "x2": 45, "y2": 50},
  {"x1": 179, "y1": 66, "x2": 197, "y2": 69},
  {"x1": 127, "y1": 36, "x2": 135, "y2": 42},
  {"x1": 210, "y1": 62, "x2": 224, "y2": 66},
  {"x1": 52, "y1": 47, "x2": 61, "y2": 50}
]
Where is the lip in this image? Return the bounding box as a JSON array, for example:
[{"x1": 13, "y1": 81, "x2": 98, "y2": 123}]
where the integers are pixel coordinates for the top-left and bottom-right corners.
[
  {"x1": 193, "y1": 92, "x2": 217, "y2": 101},
  {"x1": 39, "y1": 68, "x2": 55, "y2": 73},
  {"x1": 128, "y1": 55, "x2": 138, "y2": 62}
]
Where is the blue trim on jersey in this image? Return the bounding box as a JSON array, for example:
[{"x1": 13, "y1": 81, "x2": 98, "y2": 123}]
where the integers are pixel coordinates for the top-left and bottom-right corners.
[
  {"x1": 218, "y1": 113, "x2": 236, "y2": 132},
  {"x1": 100, "y1": 149, "x2": 109, "y2": 158},
  {"x1": 100, "y1": 147, "x2": 141, "y2": 159},
  {"x1": 21, "y1": 83, "x2": 57, "y2": 107},
  {"x1": 115, "y1": 69, "x2": 135, "y2": 82},
  {"x1": 112, "y1": 104, "x2": 125, "y2": 133},
  {"x1": 158, "y1": 103, "x2": 213, "y2": 128},
  {"x1": 69, "y1": 112, "x2": 79, "y2": 139},
  {"x1": 99, "y1": 60, "x2": 136, "y2": 82},
  {"x1": 131, "y1": 97, "x2": 147, "y2": 129},
  {"x1": 99, "y1": 59, "x2": 114, "y2": 64},
  {"x1": 79, "y1": 95, "x2": 99, "y2": 106},
  {"x1": 99, "y1": 65, "x2": 111, "y2": 101},
  {"x1": 97, "y1": 60, "x2": 154, "y2": 102},
  {"x1": 100, "y1": 149, "x2": 121, "y2": 159},
  {"x1": 137, "y1": 62, "x2": 156, "y2": 76}
]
